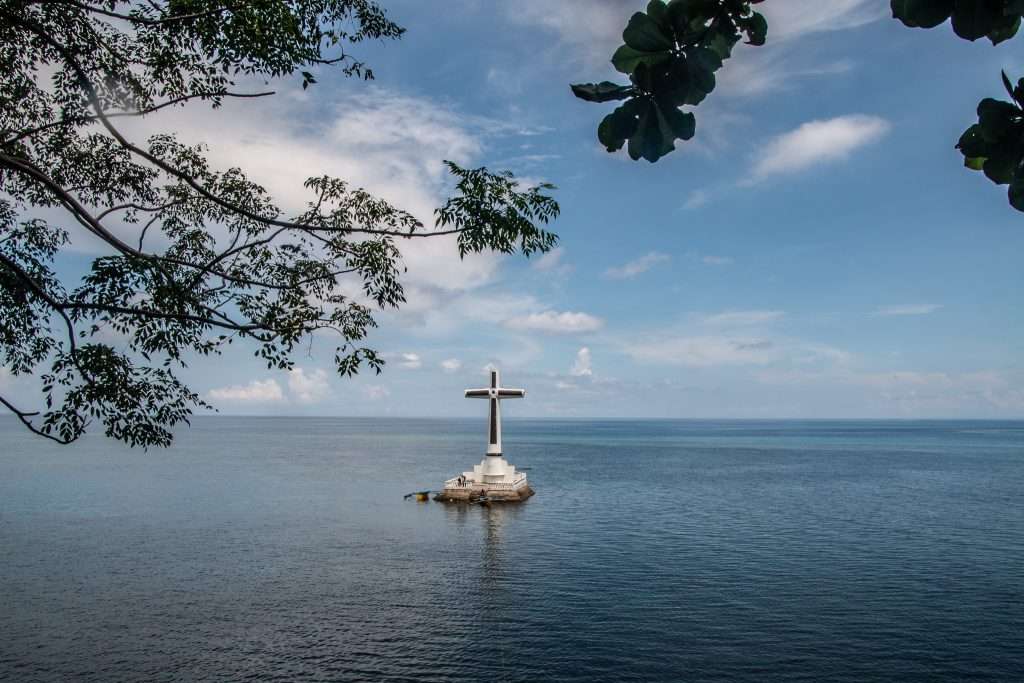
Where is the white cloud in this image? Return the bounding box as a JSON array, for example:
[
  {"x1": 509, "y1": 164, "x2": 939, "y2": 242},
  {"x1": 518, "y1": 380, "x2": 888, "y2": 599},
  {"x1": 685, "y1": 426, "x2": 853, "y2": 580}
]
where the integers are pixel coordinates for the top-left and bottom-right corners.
[
  {"x1": 702, "y1": 310, "x2": 785, "y2": 326},
  {"x1": 440, "y1": 358, "x2": 462, "y2": 373},
  {"x1": 798, "y1": 344, "x2": 853, "y2": 366},
  {"x1": 626, "y1": 336, "x2": 780, "y2": 367},
  {"x1": 760, "y1": 0, "x2": 887, "y2": 42},
  {"x1": 702, "y1": 255, "x2": 734, "y2": 266},
  {"x1": 503, "y1": 310, "x2": 604, "y2": 334},
  {"x1": 502, "y1": 0, "x2": 637, "y2": 67},
  {"x1": 683, "y1": 189, "x2": 709, "y2": 210},
  {"x1": 380, "y1": 351, "x2": 423, "y2": 369},
  {"x1": 570, "y1": 347, "x2": 593, "y2": 377},
  {"x1": 604, "y1": 251, "x2": 671, "y2": 279},
  {"x1": 503, "y1": 0, "x2": 883, "y2": 69},
  {"x1": 875, "y1": 304, "x2": 943, "y2": 316},
  {"x1": 624, "y1": 330, "x2": 849, "y2": 369},
  {"x1": 363, "y1": 385, "x2": 390, "y2": 401},
  {"x1": 393, "y1": 290, "x2": 539, "y2": 338},
  {"x1": 532, "y1": 246, "x2": 572, "y2": 275},
  {"x1": 495, "y1": 0, "x2": 885, "y2": 106},
  {"x1": 483, "y1": 337, "x2": 546, "y2": 370},
  {"x1": 399, "y1": 353, "x2": 422, "y2": 369},
  {"x1": 394, "y1": 287, "x2": 605, "y2": 342},
  {"x1": 115, "y1": 87, "x2": 531, "y2": 295},
  {"x1": 288, "y1": 368, "x2": 331, "y2": 404},
  {"x1": 756, "y1": 369, "x2": 1024, "y2": 414},
  {"x1": 209, "y1": 379, "x2": 284, "y2": 402},
  {"x1": 751, "y1": 115, "x2": 891, "y2": 180},
  {"x1": 716, "y1": 1, "x2": 883, "y2": 99},
  {"x1": 719, "y1": 56, "x2": 857, "y2": 99}
]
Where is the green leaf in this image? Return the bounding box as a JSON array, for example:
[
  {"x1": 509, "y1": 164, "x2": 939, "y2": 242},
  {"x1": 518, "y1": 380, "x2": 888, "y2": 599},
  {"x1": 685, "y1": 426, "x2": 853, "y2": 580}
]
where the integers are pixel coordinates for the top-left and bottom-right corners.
[
  {"x1": 987, "y1": 14, "x2": 1021, "y2": 44},
  {"x1": 629, "y1": 61, "x2": 658, "y2": 94},
  {"x1": 597, "y1": 115, "x2": 624, "y2": 152},
  {"x1": 662, "y1": 105, "x2": 696, "y2": 140},
  {"x1": 622, "y1": 11, "x2": 673, "y2": 52},
  {"x1": 891, "y1": 0, "x2": 954, "y2": 28},
  {"x1": 659, "y1": 56, "x2": 692, "y2": 106},
  {"x1": 983, "y1": 149, "x2": 1018, "y2": 184},
  {"x1": 951, "y1": 0, "x2": 999, "y2": 40},
  {"x1": 646, "y1": 0, "x2": 669, "y2": 27},
  {"x1": 571, "y1": 81, "x2": 635, "y2": 103},
  {"x1": 689, "y1": 46, "x2": 723, "y2": 73},
  {"x1": 977, "y1": 97, "x2": 1019, "y2": 141},
  {"x1": 963, "y1": 156, "x2": 987, "y2": 171},
  {"x1": 598, "y1": 100, "x2": 642, "y2": 151},
  {"x1": 667, "y1": 0, "x2": 718, "y2": 35},
  {"x1": 574, "y1": 0, "x2": 768, "y2": 164},
  {"x1": 1008, "y1": 176, "x2": 1024, "y2": 211},
  {"x1": 704, "y1": 28, "x2": 740, "y2": 60},
  {"x1": 627, "y1": 100, "x2": 658, "y2": 162},
  {"x1": 611, "y1": 44, "x2": 670, "y2": 74},
  {"x1": 684, "y1": 48, "x2": 717, "y2": 101},
  {"x1": 744, "y1": 12, "x2": 768, "y2": 46},
  {"x1": 956, "y1": 124, "x2": 992, "y2": 158}
]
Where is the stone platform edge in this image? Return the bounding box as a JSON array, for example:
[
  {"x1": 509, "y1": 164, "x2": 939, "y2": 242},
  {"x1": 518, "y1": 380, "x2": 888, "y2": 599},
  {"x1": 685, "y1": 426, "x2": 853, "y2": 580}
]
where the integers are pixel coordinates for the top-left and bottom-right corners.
[{"x1": 433, "y1": 486, "x2": 535, "y2": 503}]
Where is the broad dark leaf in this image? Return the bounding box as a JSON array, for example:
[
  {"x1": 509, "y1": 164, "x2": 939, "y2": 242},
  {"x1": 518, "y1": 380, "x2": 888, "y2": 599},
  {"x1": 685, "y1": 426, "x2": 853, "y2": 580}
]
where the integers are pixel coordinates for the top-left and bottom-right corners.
[
  {"x1": 957, "y1": 77, "x2": 1024, "y2": 212},
  {"x1": 977, "y1": 98, "x2": 1020, "y2": 141},
  {"x1": 571, "y1": 82, "x2": 635, "y2": 102},
  {"x1": 891, "y1": 0, "x2": 954, "y2": 28},
  {"x1": 1009, "y1": 176, "x2": 1024, "y2": 210},
  {"x1": 573, "y1": 0, "x2": 766, "y2": 162},
  {"x1": 611, "y1": 44, "x2": 671, "y2": 74},
  {"x1": 622, "y1": 11, "x2": 674, "y2": 52},
  {"x1": 951, "y1": 0, "x2": 999, "y2": 40}
]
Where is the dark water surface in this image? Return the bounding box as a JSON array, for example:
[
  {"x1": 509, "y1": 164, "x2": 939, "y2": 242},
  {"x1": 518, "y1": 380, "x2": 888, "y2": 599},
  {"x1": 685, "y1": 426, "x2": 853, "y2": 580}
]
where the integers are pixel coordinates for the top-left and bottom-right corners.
[{"x1": 1, "y1": 417, "x2": 1022, "y2": 682}]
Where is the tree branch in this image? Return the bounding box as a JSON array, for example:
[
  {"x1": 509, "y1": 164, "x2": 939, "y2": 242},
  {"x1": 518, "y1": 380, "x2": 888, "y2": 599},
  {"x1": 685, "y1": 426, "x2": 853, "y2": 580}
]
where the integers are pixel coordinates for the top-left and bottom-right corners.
[
  {"x1": 41, "y1": 0, "x2": 240, "y2": 27},
  {"x1": 6, "y1": 91, "x2": 276, "y2": 146},
  {"x1": 0, "y1": 251, "x2": 92, "y2": 383},
  {"x1": 0, "y1": 394, "x2": 72, "y2": 445}
]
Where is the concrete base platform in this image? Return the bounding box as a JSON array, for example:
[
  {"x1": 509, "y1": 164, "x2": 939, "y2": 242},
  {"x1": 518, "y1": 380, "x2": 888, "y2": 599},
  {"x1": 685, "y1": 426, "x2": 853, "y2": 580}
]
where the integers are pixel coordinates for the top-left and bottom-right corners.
[{"x1": 434, "y1": 485, "x2": 534, "y2": 503}]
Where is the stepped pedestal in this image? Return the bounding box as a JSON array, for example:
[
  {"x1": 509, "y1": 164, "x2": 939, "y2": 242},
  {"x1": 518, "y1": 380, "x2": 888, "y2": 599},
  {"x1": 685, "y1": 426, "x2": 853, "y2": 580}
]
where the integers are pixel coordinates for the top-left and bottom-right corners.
[
  {"x1": 434, "y1": 455, "x2": 533, "y2": 502},
  {"x1": 435, "y1": 369, "x2": 533, "y2": 503}
]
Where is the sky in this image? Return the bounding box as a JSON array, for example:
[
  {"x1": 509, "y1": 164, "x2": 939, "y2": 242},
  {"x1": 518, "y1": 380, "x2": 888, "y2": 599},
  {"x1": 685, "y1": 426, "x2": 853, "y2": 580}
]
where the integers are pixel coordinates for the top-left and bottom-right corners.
[{"x1": 23, "y1": 0, "x2": 1024, "y2": 419}]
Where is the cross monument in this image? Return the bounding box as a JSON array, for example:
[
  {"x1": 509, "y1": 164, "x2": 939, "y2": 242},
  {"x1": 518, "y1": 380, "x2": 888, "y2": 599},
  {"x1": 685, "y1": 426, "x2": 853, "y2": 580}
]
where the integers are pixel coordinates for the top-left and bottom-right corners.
[{"x1": 435, "y1": 368, "x2": 534, "y2": 502}]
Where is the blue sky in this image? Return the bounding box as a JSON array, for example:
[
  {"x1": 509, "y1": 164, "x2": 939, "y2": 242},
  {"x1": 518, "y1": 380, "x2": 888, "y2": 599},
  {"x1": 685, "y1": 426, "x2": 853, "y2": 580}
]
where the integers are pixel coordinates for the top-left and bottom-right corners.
[{"x1": 26, "y1": 0, "x2": 1024, "y2": 418}]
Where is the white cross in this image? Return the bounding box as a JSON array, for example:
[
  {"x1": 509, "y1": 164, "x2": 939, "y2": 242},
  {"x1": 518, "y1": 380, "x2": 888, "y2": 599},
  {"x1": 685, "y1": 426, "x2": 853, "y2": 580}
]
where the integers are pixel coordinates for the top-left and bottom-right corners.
[{"x1": 465, "y1": 369, "x2": 525, "y2": 456}]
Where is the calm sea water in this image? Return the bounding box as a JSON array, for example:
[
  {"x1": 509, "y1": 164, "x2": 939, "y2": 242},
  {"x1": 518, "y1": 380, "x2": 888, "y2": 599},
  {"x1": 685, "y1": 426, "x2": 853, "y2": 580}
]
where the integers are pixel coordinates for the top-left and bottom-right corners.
[{"x1": 1, "y1": 417, "x2": 1022, "y2": 682}]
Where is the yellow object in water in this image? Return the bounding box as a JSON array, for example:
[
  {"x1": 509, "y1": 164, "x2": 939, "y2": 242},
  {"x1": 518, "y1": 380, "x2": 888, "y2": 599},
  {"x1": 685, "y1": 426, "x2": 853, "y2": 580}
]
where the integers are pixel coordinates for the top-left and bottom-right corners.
[{"x1": 414, "y1": 491, "x2": 430, "y2": 502}]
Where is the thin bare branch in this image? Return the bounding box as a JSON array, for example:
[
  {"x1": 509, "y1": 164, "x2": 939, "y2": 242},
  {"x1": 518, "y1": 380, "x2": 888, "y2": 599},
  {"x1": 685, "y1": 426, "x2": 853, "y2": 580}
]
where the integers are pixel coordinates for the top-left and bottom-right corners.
[{"x1": 0, "y1": 394, "x2": 72, "y2": 445}]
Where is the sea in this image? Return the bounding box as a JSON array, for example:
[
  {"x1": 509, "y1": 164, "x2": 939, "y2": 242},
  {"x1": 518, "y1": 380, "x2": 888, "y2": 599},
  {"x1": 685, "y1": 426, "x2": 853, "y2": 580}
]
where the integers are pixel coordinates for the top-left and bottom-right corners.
[{"x1": 1, "y1": 417, "x2": 1022, "y2": 682}]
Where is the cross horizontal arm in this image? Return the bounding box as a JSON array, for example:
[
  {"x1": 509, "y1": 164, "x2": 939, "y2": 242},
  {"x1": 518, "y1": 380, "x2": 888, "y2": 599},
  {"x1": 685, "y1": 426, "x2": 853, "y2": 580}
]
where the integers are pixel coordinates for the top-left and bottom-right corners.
[
  {"x1": 465, "y1": 389, "x2": 490, "y2": 398},
  {"x1": 497, "y1": 389, "x2": 525, "y2": 398}
]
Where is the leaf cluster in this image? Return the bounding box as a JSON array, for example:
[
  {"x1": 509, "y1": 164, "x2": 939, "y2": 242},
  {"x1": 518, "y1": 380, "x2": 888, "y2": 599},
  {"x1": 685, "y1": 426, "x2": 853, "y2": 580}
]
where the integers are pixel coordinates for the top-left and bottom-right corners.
[
  {"x1": 0, "y1": 1, "x2": 560, "y2": 446},
  {"x1": 892, "y1": 0, "x2": 1024, "y2": 43},
  {"x1": 437, "y1": 163, "x2": 560, "y2": 257},
  {"x1": 957, "y1": 71, "x2": 1024, "y2": 210},
  {"x1": 570, "y1": 0, "x2": 765, "y2": 162}
]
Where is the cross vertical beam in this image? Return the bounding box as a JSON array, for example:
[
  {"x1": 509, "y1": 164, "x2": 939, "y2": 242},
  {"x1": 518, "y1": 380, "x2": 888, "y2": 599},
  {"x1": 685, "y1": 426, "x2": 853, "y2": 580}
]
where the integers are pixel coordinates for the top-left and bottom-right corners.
[{"x1": 465, "y1": 369, "x2": 525, "y2": 456}]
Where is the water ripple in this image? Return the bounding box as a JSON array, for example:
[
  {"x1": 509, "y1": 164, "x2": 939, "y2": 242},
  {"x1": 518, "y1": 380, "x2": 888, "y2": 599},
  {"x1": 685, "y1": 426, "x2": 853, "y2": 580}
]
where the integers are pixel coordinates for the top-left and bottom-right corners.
[{"x1": 1, "y1": 418, "x2": 1022, "y2": 681}]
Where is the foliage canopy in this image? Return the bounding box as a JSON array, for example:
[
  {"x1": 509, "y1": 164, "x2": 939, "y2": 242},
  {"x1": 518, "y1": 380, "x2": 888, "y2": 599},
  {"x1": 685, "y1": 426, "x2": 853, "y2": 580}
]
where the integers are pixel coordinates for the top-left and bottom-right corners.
[
  {"x1": 0, "y1": 0, "x2": 559, "y2": 446},
  {"x1": 572, "y1": 0, "x2": 1024, "y2": 213},
  {"x1": 571, "y1": 0, "x2": 766, "y2": 163}
]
